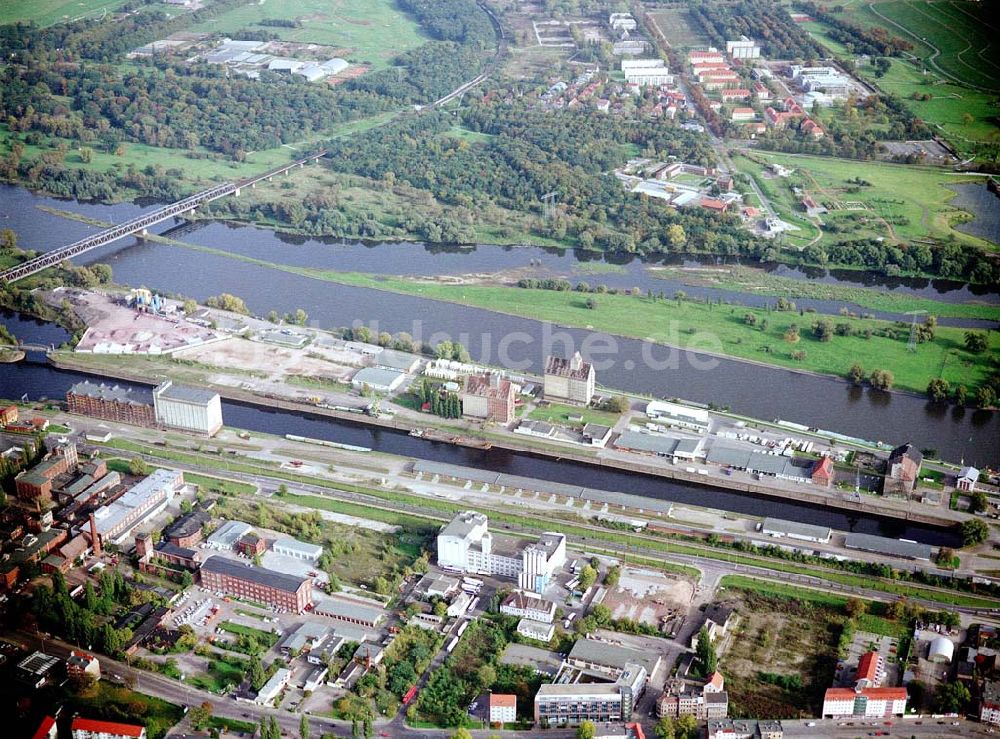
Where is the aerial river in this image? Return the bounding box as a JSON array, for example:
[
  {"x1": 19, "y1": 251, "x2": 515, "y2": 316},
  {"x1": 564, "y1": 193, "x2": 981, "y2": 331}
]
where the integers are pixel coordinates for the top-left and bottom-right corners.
[{"x1": 0, "y1": 184, "x2": 997, "y2": 471}]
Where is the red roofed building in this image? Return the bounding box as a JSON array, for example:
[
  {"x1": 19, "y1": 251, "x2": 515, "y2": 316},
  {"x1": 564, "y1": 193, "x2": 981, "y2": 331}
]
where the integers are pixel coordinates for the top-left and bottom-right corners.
[
  {"x1": 71, "y1": 718, "x2": 147, "y2": 739},
  {"x1": 32, "y1": 716, "x2": 57, "y2": 739},
  {"x1": 721, "y1": 88, "x2": 750, "y2": 102},
  {"x1": 854, "y1": 651, "x2": 884, "y2": 688},
  {"x1": 701, "y1": 198, "x2": 731, "y2": 213},
  {"x1": 822, "y1": 686, "x2": 907, "y2": 719},
  {"x1": 811, "y1": 456, "x2": 834, "y2": 487},
  {"x1": 801, "y1": 118, "x2": 825, "y2": 138},
  {"x1": 705, "y1": 671, "x2": 725, "y2": 693},
  {"x1": 490, "y1": 693, "x2": 518, "y2": 724},
  {"x1": 0, "y1": 405, "x2": 18, "y2": 426}
]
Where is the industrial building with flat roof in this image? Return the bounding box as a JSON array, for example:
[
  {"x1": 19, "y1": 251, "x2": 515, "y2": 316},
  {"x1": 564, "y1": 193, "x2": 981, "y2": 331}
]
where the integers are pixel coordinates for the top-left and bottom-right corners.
[
  {"x1": 92, "y1": 469, "x2": 184, "y2": 545},
  {"x1": 760, "y1": 517, "x2": 832, "y2": 544},
  {"x1": 273, "y1": 536, "x2": 323, "y2": 563},
  {"x1": 351, "y1": 367, "x2": 406, "y2": 393},
  {"x1": 205, "y1": 520, "x2": 253, "y2": 550},
  {"x1": 567, "y1": 638, "x2": 661, "y2": 677},
  {"x1": 152, "y1": 380, "x2": 223, "y2": 436},
  {"x1": 843, "y1": 532, "x2": 932, "y2": 561},
  {"x1": 313, "y1": 595, "x2": 385, "y2": 628},
  {"x1": 614, "y1": 431, "x2": 703, "y2": 460},
  {"x1": 200, "y1": 555, "x2": 312, "y2": 612},
  {"x1": 706, "y1": 445, "x2": 822, "y2": 484},
  {"x1": 645, "y1": 400, "x2": 710, "y2": 431}
]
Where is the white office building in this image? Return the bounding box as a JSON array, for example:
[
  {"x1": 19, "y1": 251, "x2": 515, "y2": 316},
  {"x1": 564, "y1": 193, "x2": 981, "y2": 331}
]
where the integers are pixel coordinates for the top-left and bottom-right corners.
[
  {"x1": 255, "y1": 667, "x2": 292, "y2": 705},
  {"x1": 726, "y1": 36, "x2": 761, "y2": 59},
  {"x1": 501, "y1": 591, "x2": 558, "y2": 623},
  {"x1": 153, "y1": 381, "x2": 223, "y2": 436},
  {"x1": 621, "y1": 59, "x2": 673, "y2": 87},
  {"x1": 437, "y1": 511, "x2": 566, "y2": 592},
  {"x1": 273, "y1": 536, "x2": 323, "y2": 563}
]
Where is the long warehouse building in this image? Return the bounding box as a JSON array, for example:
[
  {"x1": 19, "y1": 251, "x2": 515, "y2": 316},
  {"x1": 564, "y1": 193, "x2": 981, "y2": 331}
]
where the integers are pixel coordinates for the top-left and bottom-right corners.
[{"x1": 200, "y1": 556, "x2": 313, "y2": 612}]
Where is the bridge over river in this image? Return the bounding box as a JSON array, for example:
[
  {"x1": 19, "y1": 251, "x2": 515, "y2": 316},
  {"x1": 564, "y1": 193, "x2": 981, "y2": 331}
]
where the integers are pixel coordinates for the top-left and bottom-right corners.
[{"x1": 0, "y1": 151, "x2": 327, "y2": 284}]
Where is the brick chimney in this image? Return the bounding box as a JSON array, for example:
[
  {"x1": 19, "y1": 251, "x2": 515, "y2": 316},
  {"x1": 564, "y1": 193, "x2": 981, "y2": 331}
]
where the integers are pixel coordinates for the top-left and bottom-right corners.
[{"x1": 89, "y1": 513, "x2": 102, "y2": 557}]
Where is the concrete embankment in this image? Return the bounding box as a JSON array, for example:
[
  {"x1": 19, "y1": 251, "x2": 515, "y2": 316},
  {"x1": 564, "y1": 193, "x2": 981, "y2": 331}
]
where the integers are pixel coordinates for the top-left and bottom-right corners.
[{"x1": 48, "y1": 355, "x2": 958, "y2": 529}]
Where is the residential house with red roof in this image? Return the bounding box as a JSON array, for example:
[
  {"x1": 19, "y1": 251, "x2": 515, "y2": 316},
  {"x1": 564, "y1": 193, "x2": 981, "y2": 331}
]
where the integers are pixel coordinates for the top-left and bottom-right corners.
[{"x1": 71, "y1": 718, "x2": 147, "y2": 739}]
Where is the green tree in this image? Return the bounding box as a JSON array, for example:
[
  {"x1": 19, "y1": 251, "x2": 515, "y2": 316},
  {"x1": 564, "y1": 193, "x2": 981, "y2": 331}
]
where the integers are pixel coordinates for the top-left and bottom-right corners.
[
  {"x1": 847, "y1": 363, "x2": 865, "y2": 385},
  {"x1": 870, "y1": 369, "x2": 894, "y2": 391},
  {"x1": 300, "y1": 714, "x2": 310, "y2": 739},
  {"x1": 78, "y1": 146, "x2": 93, "y2": 164},
  {"x1": 576, "y1": 720, "x2": 596, "y2": 739},
  {"x1": 695, "y1": 626, "x2": 717, "y2": 675},
  {"x1": 248, "y1": 654, "x2": 266, "y2": 691},
  {"x1": 953, "y1": 384, "x2": 968, "y2": 406},
  {"x1": 654, "y1": 717, "x2": 675, "y2": 739},
  {"x1": 604, "y1": 565, "x2": 621, "y2": 588},
  {"x1": 960, "y1": 518, "x2": 989, "y2": 547},
  {"x1": 451, "y1": 730, "x2": 472, "y2": 739},
  {"x1": 578, "y1": 565, "x2": 597, "y2": 591},
  {"x1": 845, "y1": 598, "x2": 867, "y2": 618},
  {"x1": 975, "y1": 385, "x2": 997, "y2": 409},
  {"x1": 926, "y1": 378, "x2": 950, "y2": 402},
  {"x1": 183, "y1": 299, "x2": 198, "y2": 315},
  {"x1": 969, "y1": 490, "x2": 989, "y2": 514},
  {"x1": 128, "y1": 457, "x2": 149, "y2": 476},
  {"x1": 674, "y1": 715, "x2": 698, "y2": 739},
  {"x1": 964, "y1": 331, "x2": 988, "y2": 353},
  {"x1": 934, "y1": 681, "x2": 970, "y2": 713},
  {"x1": 295, "y1": 309, "x2": 308, "y2": 325},
  {"x1": 190, "y1": 702, "x2": 213, "y2": 731},
  {"x1": 180, "y1": 571, "x2": 194, "y2": 589}
]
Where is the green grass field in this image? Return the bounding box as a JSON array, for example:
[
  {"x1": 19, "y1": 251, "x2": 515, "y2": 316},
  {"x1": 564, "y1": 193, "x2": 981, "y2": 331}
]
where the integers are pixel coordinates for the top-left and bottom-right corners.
[
  {"x1": 527, "y1": 402, "x2": 621, "y2": 428},
  {"x1": 299, "y1": 270, "x2": 999, "y2": 396},
  {"x1": 848, "y1": 1, "x2": 1000, "y2": 92},
  {"x1": 188, "y1": 0, "x2": 428, "y2": 69},
  {"x1": 0, "y1": 0, "x2": 128, "y2": 26},
  {"x1": 649, "y1": 265, "x2": 1000, "y2": 321},
  {"x1": 732, "y1": 150, "x2": 994, "y2": 250}
]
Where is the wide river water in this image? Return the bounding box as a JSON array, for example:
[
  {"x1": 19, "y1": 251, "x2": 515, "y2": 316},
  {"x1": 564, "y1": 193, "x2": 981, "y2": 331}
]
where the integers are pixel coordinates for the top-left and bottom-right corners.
[{"x1": 0, "y1": 184, "x2": 997, "y2": 469}]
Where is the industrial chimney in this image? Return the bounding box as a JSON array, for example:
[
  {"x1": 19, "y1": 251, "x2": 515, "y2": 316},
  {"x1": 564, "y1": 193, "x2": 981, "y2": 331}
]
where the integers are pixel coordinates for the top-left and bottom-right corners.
[{"x1": 89, "y1": 513, "x2": 102, "y2": 557}]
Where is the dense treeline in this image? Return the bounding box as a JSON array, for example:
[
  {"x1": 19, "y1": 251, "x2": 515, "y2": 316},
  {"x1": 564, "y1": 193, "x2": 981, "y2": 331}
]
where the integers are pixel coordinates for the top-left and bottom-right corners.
[
  {"x1": 346, "y1": 42, "x2": 488, "y2": 105},
  {"x1": 794, "y1": 2, "x2": 913, "y2": 57},
  {"x1": 689, "y1": 0, "x2": 824, "y2": 60},
  {"x1": 0, "y1": 0, "x2": 493, "y2": 163},
  {"x1": 399, "y1": 0, "x2": 495, "y2": 49},
  {"x1": 322, "y1": 105, "x2": 759, "y2": 255}
]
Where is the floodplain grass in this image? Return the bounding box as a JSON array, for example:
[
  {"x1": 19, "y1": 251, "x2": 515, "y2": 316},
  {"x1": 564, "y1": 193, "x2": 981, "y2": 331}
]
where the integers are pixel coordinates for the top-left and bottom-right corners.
[
  {"x1": 0, "y1": 0, "x2": 129, "y2": 26},
  {"x1": 186, "y1": 0, "x2": 428, "y2": 69},
  {"x1": 647, "y1": 265, "x2": 1000, "y2": 321},
  {"x1": 217, "y1": 621, "x2": 279, "y2": 646},
  {"x1": 863, "y1": 0, "x2": 1000, "y2": 92},
  {"x1": 292, "y1": 270, "x2": 999, "y2": 396}
]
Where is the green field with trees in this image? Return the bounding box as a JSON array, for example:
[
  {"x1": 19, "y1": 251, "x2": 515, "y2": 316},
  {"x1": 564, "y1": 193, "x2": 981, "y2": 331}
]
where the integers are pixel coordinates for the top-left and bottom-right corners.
[
  {"x1": 0, "y1": 0, "x2": 129, "y2": 26},
  {"x1": 187, "y1": 0, "x2": 429, "y2": 68},
  {"x1": 268, "y1": 269, "x2": 1000, "y2": 398}
]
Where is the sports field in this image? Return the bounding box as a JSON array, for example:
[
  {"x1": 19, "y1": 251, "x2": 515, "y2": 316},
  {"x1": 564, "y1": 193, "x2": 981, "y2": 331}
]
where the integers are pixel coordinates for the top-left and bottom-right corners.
[
  {"x1": 0, "y1": 0, "x2": 128, "y2": 26},
  {"x1": 188, "y1": 0, "x2": 428, "y2": 68},
  {"x1": 647, "y1": 7, "x2": 709, "y2": 48}
]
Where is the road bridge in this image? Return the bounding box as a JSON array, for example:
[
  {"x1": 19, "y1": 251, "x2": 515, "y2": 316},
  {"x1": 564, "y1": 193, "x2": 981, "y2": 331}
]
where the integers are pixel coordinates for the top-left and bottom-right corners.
[{"x1": 0, "y1": 151, "x2": 326, "y2": 284}]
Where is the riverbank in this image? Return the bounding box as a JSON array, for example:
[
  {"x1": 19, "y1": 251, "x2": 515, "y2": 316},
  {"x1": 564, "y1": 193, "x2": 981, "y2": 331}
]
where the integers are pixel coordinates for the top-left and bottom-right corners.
[
  {"x1": 47, "y1": 352, "x2": 966, "y2": 530},
  {"x1": 272, "y1": 269, "x2": 999, "y2": 397},
  {"x1": 648, "y1": 265, "x2": 1000, "y2": 322}
]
